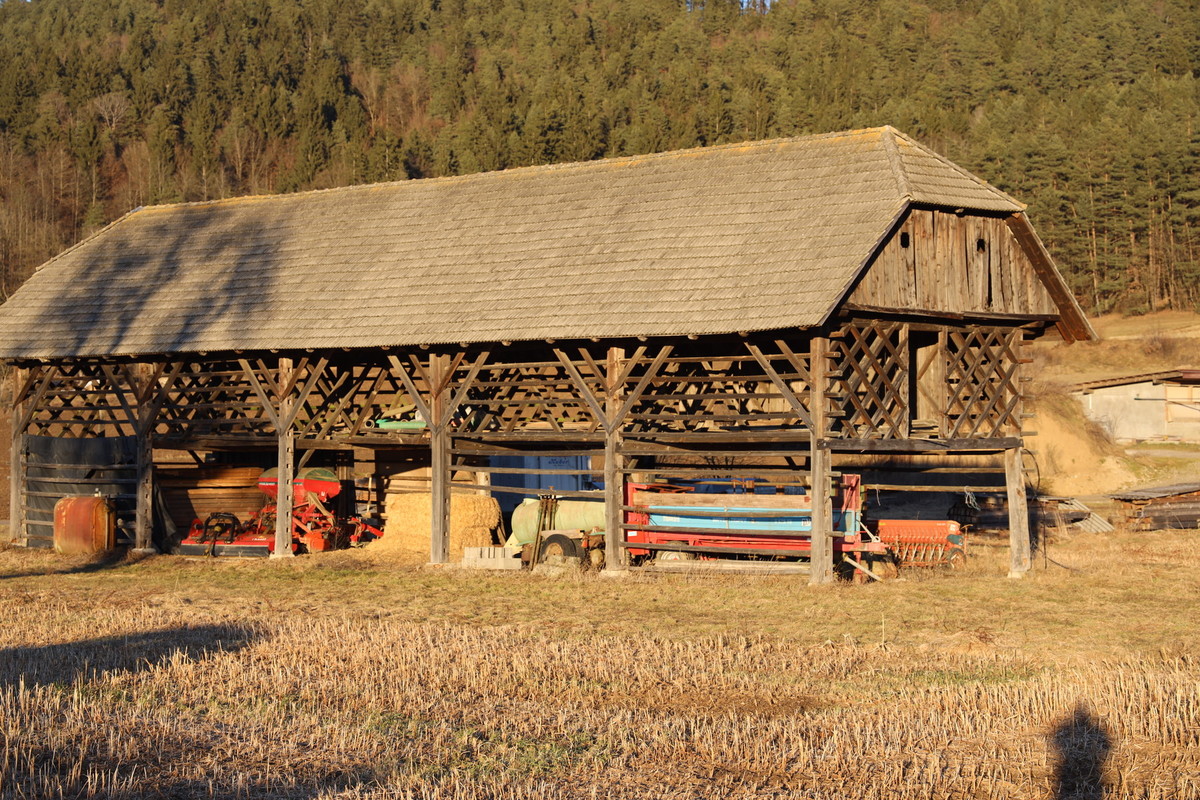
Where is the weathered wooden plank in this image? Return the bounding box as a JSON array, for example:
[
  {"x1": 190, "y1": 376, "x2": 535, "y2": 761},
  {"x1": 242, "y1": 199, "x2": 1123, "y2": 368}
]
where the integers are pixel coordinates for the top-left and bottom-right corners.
[
  {"x1": 1005, "y1": 446, "x2": 1032, "y2": 577},
  {"x1": 808, "y1": 335, "x2": 833, "y2": 585},
  {"x1": 272, "y1": 357, "x2": 296, "y2": 559},
  {"x1": 605, "y1": 346, "x2": 627, "y2": 570},
  {"x1": 822, "y1": 437, "x2": 1021, "y2": 452},
  {"x1": 8, "y1": 367, "x2": 27, "y2": 545},
  {"x1": 429, "y1": 354, "x2": 452, "y2": 564}
]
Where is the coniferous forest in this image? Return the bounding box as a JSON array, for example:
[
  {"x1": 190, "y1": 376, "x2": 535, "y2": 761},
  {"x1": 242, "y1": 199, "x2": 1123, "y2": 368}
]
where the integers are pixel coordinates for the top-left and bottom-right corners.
[{"x1": 0, "y1": 0, "x2": 1197, "y2": 313}]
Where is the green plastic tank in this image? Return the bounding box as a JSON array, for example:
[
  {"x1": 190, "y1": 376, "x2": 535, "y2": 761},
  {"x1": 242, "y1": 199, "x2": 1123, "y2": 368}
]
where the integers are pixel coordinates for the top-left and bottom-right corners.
[{"x1": 505, "y1": 498, "x2": 605, "y2": 547}]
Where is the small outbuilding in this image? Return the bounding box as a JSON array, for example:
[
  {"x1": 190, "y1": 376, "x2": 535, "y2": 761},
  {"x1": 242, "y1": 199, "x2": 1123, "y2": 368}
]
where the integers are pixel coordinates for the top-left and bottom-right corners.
[
  {"x1": 1073, "y1": 370, "x2": 1200, "y2": 443},
  {"x1": 0, "y1": 126, "x2": 1094, "y2": 580}
]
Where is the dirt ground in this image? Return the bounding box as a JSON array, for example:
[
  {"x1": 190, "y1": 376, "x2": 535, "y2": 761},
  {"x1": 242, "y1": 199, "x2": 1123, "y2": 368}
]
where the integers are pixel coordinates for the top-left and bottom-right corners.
[{"x1": 0, "y1": 529, "x2": 1197, "y2": 799}]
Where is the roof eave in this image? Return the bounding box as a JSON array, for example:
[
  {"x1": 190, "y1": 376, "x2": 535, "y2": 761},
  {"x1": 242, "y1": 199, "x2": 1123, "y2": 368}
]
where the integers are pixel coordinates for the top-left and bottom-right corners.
[{"x1": 1004, "y1": 213, "x2": 1098, "y2": 343}]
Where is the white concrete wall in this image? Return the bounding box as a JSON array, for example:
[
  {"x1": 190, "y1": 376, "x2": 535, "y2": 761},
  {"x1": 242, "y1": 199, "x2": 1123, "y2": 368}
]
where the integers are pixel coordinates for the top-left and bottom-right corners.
[{"x1": 1075, "y1": 382, "x2": 1200, "y2": 442}]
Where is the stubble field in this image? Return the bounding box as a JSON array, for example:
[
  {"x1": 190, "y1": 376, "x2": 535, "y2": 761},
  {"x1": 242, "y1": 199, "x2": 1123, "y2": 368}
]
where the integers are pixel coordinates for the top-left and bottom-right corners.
[{"x1": 0, "y1": 530, "x2": 1197, "y2": 799}]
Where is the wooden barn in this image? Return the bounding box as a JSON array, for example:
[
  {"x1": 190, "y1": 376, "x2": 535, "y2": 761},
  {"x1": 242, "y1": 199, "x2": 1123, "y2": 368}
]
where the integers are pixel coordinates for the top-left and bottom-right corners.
[{"x1": 0, "y1": 126, "x2": 1093, "y2": 582}]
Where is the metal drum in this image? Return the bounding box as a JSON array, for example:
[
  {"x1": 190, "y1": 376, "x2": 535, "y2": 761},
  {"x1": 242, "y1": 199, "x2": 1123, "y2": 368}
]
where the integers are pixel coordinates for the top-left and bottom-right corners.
[{"x1": 53, "y1": 495, "x2": 116, "y2": 555}]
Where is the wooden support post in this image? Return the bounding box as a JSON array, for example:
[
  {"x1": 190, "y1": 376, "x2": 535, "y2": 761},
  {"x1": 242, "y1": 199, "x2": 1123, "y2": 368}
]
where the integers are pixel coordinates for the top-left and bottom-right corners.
[
  {"x1": 1005, "y1": 446, "x2": 1032, "y2": 577},
  {"x1": 273, "y1": 357, "x2": 296, "y2": 559},
  {"x1": 429, "y1": 354, "x2": 451, "y2": 564},
  {"x1": 604, "y1": 433, "x2": 624, "y2": 570},
  {"x1": 809, "y1": 336, "x2": 833, "y2": 585},
  {"x1": 389, "y1": 349, "x2": 482, "y2": 565},
  {"x1": 133, "y1": 363, "x2": 158, "y2": 553},
  {"x1": 430, "y1": 425, "x2": 451, "y2": 564},
  {"x1": 937, "y1": 329, "x2": 949, "y2": 438},
  {"x1": 8, "y1": 367, "x2": 27, "y2": 545},
  {"x1": 604, "y1": 347, "x2": 626, "y2": 571},
  {"x1": 134, "y1": 433, "x2": 154, "y2": 552}
]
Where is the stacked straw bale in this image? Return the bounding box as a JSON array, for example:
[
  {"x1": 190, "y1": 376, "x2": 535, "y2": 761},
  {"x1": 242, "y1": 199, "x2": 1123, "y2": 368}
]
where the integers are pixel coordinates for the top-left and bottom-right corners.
[{"x1": 369, "y1": 492, "x2": 501, "y2": 562}]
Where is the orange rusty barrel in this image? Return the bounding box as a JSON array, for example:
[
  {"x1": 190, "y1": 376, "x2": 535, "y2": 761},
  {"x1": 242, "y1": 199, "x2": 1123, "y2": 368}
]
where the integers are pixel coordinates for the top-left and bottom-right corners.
[{"x1": 53, "y1": 495, "x2": 116, "y2": 555}]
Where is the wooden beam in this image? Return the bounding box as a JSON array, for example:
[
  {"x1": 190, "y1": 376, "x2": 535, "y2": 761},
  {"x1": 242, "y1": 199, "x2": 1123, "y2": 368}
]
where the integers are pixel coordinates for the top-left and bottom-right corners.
[
  {"x1": 839, "y1": 302, "x2": 1060, "y2": 326},
  {"x1": 745, "y1": 341, "x2": 816, "y2": 430},
  {"x1": 821, "y1": 437, "x2": 1021, "y2": 453},
  {"x1": 809, "y1": 336, "x2": 833, "y2": 585},
  {"x1": 1005, "y1": 446, "x2": 1032, "y2": 577},
  {"x1": 99, "y1": 364, "x2": 139, "y2": 434},
  {"x1": 552, "y1": 348, "x2": 609, "y2": 433},
  {"x1": 344, "y1": 368, "x2": 389, "y2": 438},
  {"x1": 15, "y1": 366, "x2": 57, "y2": 434},
  {"x1": 237, "y1": 358, "x2": 282, "y2": 428},
  {"x1": 9, "y1": 367, "x2": 27, "y2": 545},
  {"x1": 440, "y1": 350, "x2": 490, "y2": 430},
  {"x1": 133, "y1": 430, "x2": 154, "y2": 552},
  {"x1": 11, "y1": 366, "x2": 40, "y2": 408},
  {"x1": 1004, "y1": 214, "x2": 1097, "y2": 343},
  {"x1": 604, "y1": 346, "x2": 626, "y2": 571},
  {"x1": 612, "y1": 345, "x2": 673, "y2": 427},
  {"x1": 280, "y1": 357, "x2": 330, "y2": 428},
  {"x1": 429, "y1": 353, "x2": 451, "y2": 564},
  {"x1": 272, "y1": 357, "x2": 296, "y2": 559},
  {"x1": 131, "y1": 361, "x2": 182, "y2": 554},
  {"x1": 296, "y1": 370, "x2": 353, "y2": 438},
  {"x1": 387, "y1": 354, "x2": 433, "y2": 427}
]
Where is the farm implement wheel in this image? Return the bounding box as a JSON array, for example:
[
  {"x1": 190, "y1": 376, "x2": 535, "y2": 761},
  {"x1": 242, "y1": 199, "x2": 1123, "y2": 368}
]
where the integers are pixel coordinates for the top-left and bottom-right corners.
[
  {"x1": 538, "y1": 533, "x2": 581, "y2": 564},
  {"x1": 945, "y1": 548, "x2": 966, "y2": 569}
]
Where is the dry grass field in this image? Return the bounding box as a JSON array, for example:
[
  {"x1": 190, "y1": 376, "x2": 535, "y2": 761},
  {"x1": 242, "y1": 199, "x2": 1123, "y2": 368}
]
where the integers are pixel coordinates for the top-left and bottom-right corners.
[{"x1": 1, "y1": 530, "x2": 1197, "y2": 800}]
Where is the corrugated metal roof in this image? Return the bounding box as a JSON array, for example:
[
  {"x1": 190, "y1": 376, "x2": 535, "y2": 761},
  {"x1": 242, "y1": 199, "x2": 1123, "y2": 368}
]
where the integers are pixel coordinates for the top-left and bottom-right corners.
[
  {"x1": 0, "y1": 127, "x2": 1032, "y2": 359},
  {"x1": 1073, "y1": 370, "x2": 1200, "y2": 393},
  {"x1": 1111, "y1": 483, "x2": 1200, "y2": 502},
  {"x1": 1050, "y1": 497, "x2": 1115, "y2": 533}
]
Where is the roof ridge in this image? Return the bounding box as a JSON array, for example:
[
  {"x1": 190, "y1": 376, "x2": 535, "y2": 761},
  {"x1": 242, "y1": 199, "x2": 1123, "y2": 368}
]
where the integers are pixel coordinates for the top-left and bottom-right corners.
[
  {"x1": 129, "y1": 127, "x2": 899, "y2": 215},
  {"x1": 888, "y1": 128, "x2": 1027, "y2": 210},
  {"x1": 880, "y1": 126, "x2": 913, "y2": 201}
]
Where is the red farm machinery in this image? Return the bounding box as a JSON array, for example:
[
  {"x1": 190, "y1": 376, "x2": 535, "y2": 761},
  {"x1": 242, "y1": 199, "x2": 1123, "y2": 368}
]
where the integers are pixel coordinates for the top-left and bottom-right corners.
[
  {"x1": 176, "y1": 467, "x2": 382, "y2": 557},
  {"x1": 505, "y1": 475, "x2": 966, "y2": 578}
]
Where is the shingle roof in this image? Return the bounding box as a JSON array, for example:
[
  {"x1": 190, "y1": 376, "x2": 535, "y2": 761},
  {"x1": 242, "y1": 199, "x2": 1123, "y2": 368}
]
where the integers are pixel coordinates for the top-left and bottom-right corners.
[{"x1": 0, "y1": 126, "x2": 1037, "y2": 359}]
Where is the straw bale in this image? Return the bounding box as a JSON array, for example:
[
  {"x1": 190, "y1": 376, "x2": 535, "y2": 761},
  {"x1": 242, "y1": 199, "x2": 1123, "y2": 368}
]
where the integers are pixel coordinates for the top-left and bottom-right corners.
[{"x1": 368, "y1": 493, "x2": 500, "y2": 563}]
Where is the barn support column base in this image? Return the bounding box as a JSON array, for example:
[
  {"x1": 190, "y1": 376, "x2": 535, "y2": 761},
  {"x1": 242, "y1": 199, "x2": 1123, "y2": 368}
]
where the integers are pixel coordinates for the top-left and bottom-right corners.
[
  {"x1": 271, "y1": 423, "x2": 296, "y2": 559},
  {"x1": 807, "y1": 443, "x2": 834, "y2": 585},
  {"x1": 429, "y1": 425, "x2": 450, "y2": 564},
  {"x1": 1004, "y1": 446, "x2": 1032, "y2": 578},
  {"x1": 603, "y1": 430, "x2": 625, "y2": 572},
  {"x1": 602, "y1": 345, "x2": 629, "y2": 572},
  {"x1": 808, "y1": 335, "x2": 833, "y2": 586},
  {"x1": 134, "y1": 432, "x2": 155, "y2": 552},
  {"x1": 272, "y1": 357, "x2": 297, "y2": 559}
]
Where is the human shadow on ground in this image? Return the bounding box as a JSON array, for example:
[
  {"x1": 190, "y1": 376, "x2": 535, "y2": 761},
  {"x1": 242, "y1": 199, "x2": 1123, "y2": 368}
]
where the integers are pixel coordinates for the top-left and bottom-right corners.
[
  {"x1": 0, "y1": 622, "x2": 258, "y2": 689},
  {"x1": 1050, "y1": 702, "x2": 1112, "y2": 800}
]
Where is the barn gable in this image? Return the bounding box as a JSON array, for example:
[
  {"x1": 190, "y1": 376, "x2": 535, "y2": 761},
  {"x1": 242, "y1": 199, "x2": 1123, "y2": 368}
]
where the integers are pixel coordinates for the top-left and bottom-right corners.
[{"x1": 847, "y1": 208, "x2": 1060, "y2": 320}]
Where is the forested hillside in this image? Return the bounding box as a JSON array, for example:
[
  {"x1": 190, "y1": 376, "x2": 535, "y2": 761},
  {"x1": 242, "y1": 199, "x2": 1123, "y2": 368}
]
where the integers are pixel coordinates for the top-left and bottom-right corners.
[{"x1": 1, "y1": 0, "x2": 1198, "y2": 313}]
